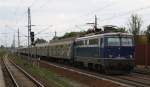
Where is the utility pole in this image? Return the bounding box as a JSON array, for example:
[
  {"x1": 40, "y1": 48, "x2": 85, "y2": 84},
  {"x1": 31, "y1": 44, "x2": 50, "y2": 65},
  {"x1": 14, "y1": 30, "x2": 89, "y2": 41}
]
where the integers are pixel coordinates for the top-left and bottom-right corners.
[
  {"x1": 28, "y1": 8, "x2": 31, "y2": 47},
  {"x1": 12, "y1": 33, "x2": 15, "y2": 50},
  {"x1": 28, "y1": 7, "x2": 31, "y2": 61},
  {"x1": 4, "y1": 33, "x2": 7, "y2": 48},
  {"x1": 4, "y1": 26, "x2": 8, "y2": 48},
  {"x1": 54, "y1": 31, "x2": 57, "y2": 37},
  {"x1": 27, "y1": 7, "x2": 36, "y2": 64},
  {"x1": 94, "y1": 15, "x2": 98, "y2": 30},
  {"x1": 18, "y1": 28, "x2": 20, "y2": 48},
  {"x1": 14, "y1": 33, "x2": 16, "y2": 49}
]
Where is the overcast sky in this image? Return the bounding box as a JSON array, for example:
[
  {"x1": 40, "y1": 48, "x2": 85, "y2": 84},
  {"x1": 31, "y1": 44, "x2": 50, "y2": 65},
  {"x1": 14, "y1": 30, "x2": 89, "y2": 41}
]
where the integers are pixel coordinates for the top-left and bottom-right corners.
[{"x1": 0, "y1": 0, "x2": 150, "y2": 47}]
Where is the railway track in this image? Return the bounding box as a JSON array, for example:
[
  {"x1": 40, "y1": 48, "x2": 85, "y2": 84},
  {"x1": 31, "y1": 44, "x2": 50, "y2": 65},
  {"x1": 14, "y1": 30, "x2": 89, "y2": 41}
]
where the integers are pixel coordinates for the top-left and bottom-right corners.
[
  {"x1": 105, "y1": 73, "x2": 150, "y2": 87},
  {"x1": 113, "y1": 73, "x2": 150, "y2": 87},
  {"x1": 2, "y1": 56, "x2": 44, "y2": 87},
  {"x1": 39, "y1": 60, "x2": 150, "y2": 87}
]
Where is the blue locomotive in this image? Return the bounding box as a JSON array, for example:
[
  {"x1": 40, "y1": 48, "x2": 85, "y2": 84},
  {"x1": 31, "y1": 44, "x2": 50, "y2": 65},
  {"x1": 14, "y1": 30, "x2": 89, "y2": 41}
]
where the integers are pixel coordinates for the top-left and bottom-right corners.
[
  {"x1": 74, "y1": 33, "x2": 134, "y2": 74},
  {"x1": 17, "y1": 33, "x2": 134, "y2": 74}
]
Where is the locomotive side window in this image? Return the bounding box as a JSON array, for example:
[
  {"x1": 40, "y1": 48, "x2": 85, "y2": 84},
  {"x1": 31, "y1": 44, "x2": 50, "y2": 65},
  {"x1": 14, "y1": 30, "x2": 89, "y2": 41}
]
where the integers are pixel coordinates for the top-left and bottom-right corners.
[
  {"x1": 84, "y1": 40, "x2": 88, "y2": 45},
  {"x1": 89, "y1": 38, "x2": 98, "y2": 45},
  {"x1": 107, "y1": 37, "x2": 120, "y2": 46},
  {"x1": 100, "y1": 38, "x2": 103, "y2": 47},
  {"x1": 76, "y1": 41, "x2": 84, "y2": 46}
]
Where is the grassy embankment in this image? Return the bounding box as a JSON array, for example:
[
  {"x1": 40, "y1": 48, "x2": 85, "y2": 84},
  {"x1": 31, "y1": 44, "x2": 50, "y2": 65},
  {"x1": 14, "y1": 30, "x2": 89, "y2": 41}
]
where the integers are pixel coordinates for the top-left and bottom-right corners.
[
  {"x1": 8, "y1": 53, "x2": 74, "y2": 87},
  {"x1": 0, "y1": 49, "x2": 7, "y2": 57}
]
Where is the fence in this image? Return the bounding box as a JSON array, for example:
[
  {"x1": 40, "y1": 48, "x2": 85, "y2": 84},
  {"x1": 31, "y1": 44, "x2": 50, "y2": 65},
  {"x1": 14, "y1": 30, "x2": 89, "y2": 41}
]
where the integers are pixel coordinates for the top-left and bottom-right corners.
[
  {"x1": 135, "y1": 45, "x2": 150, "y2": 66},
  {"x1": 134, "y1": 35, "x2": 150, "y2": 67}
]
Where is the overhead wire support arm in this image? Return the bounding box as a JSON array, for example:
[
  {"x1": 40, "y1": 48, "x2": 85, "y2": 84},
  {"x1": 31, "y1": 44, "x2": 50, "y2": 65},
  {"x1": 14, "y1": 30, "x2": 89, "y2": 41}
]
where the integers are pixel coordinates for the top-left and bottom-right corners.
[{"x1": 86, "y1": 15, "x2": 98, "y2": 31}]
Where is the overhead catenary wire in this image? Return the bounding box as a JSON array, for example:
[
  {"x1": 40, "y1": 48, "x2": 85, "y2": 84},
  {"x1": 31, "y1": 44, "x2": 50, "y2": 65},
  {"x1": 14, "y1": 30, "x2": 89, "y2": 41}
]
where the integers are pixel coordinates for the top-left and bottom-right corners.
[
  {"x1": 71, "y1": 5, "x2": 150, "y2": 32},
  {"x1": 28, "y1": 0, "x2": 50, "y2": 11},
  {"x1": 15, "y1": 0, "x2": 115, "y2": 43},
  {"x1": 100, "y1": 5, "x2": 150, "y2": 22},
  {"x1": 28, "y1": 0, "x2": 39, "y2": 8},
  {"x1": 11, "y1": 1, "x2": 150, "y2": 47}
]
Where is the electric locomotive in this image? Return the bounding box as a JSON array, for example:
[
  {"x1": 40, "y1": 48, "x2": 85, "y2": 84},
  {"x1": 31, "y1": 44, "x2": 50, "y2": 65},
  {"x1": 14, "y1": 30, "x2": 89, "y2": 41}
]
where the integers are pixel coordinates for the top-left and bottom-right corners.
[{"x1": 74, "y1": 33, "x2": 134, "y2": 74}]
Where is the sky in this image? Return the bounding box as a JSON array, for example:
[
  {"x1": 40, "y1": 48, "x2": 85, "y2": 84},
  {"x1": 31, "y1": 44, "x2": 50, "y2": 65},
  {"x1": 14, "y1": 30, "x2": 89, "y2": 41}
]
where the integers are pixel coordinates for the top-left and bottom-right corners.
[{"x1": 0, "y1": 0, "x2": 150, "y2": 47}]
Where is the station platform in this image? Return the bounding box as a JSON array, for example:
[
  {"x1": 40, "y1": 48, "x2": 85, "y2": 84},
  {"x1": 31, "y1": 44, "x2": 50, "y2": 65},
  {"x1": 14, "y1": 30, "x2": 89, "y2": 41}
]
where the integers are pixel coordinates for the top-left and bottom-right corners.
[{"x1": 0, "y1": 64, "x2": 5, "y2": 87}]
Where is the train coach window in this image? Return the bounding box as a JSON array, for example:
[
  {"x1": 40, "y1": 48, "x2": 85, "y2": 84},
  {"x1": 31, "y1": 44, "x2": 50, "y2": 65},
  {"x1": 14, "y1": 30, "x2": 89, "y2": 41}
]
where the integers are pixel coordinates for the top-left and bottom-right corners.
[
  {"x1": 89, "y1": 38, "x2": 98, "y2": 45},
  {"x1": 84, "y1": 40, "x2": 88, "y2": 45},
  {"x1": 76, "y1": 41, "x2": 84, "y2": 46},
  {"x1": 100, "y1": 38, "x2": 103, "y2": 46}
]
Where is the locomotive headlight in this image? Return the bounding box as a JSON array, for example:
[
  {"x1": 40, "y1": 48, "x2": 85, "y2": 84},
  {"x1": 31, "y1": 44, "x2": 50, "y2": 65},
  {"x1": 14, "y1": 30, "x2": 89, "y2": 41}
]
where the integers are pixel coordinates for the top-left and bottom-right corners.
[{"x1": 109, "y1": 55, "x2": 113, "y2": 58}]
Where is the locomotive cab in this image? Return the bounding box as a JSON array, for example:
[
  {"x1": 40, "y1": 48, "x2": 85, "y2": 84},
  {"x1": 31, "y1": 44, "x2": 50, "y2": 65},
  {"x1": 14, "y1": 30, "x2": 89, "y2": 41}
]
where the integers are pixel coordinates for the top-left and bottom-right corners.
[{"x1": 102, "y1": 34, "x2": 134, "y2": 74}]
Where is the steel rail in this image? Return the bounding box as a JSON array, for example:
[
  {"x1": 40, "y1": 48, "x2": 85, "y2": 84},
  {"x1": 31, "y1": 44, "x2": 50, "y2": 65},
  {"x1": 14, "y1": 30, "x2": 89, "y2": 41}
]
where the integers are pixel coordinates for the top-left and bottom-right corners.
[
  {"x1": 40, "y1": 60, "x2": 150, "y2": 87},
  {"x1": 2, "y1": 58, "x2": 19, "y2": 87},
  {"x1": 8, "y1": 59, "x2": 45, "y2": 87}
]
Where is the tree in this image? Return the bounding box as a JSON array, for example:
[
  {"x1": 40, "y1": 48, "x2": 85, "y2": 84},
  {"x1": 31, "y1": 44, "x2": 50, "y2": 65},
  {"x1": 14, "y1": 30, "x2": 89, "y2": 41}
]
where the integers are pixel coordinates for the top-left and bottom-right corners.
[
  {"x1": 0, "y1": 45, "x2": 4, "y2": 48},
  {"x1": 128, "y1": 14, "x2": 142, "y2": 45},
  {"x1": 146, "y1": 25, "x2": 150, "y2": 44},
  {"x1": 118, "y1": 27, "x2": 128, "y2": 33},
  {"x1": 34, "y1": 38, "x2": 47, "y2": 44},
  {"x1": 56, "y1": 31, "x2": 87, "y2": 40},
  {"x1": 63, "y1": 32, "x2": 79, "y2": 38}
]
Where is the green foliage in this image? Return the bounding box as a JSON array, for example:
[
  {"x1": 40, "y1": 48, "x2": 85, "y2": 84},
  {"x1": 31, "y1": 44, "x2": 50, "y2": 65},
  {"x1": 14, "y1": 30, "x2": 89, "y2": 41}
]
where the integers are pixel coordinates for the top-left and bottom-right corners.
[
  {"x1": 56, "y1": 26, "x2": 127, "y2": 40},
  {"x1": 34, "y1": 38, "x2": 47, "y2": 44},
  {"x1": 61, "y1": 26, "x2": 128, "y2": 39},
  {"x1": 62, "y1": 32, "x2": 79, "y2": 38},
  {"x1": 57, "y1": 31, "x2": 87, "y2": 39},
  {"x1": 0, "y1": 45, "x2": 5, "y2": 48},
  {"x1": 117, "y1": 27, "x2": 128, "y2": 33},
  {"x1": 0, "y1": 49, "x2": 6, "y2": 57},
  {"x1": 137, "y1": 36, "x2": 147, "y2": 45},
  {"x1": 128, "y1": 14, "x2": 142, "y2": 45},
  {"x1": 12, "y1": 55, "x2": 73, "y2": 87}
]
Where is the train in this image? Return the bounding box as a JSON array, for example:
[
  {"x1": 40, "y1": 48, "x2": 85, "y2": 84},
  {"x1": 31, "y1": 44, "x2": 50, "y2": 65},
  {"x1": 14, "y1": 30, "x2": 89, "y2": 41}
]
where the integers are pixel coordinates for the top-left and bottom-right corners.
[{"x1": 17, "y1": 33, "x2": 135, "y2": 74}]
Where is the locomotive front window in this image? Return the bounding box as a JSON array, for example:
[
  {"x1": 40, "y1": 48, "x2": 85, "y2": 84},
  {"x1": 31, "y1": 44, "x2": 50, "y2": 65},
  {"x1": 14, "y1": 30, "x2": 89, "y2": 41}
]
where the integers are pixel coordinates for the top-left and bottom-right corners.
[
  {"x1": 106, "y1": 37, "x2": 133, "y2": 46},
  {"x1": 121, "y1": 38, "x2": 133, "y2": 46},
  {"x1": 107, "y1": 37, "x2": 120, "y2": 46}
]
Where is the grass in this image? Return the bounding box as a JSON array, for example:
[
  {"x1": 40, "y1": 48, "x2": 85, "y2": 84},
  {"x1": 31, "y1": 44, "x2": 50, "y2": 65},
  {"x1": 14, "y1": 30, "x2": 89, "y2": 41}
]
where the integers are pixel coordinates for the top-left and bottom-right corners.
[
  {"x1": 9, "y1": 54, "x2": 73, "y2": 87},
  {"x1": 0, "y1": 48, "x2": 7, "y2": 57}
]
